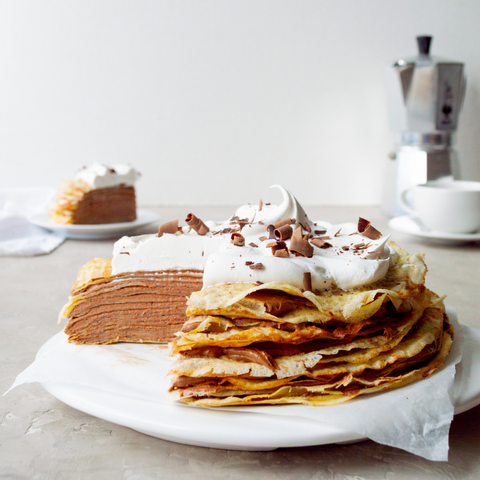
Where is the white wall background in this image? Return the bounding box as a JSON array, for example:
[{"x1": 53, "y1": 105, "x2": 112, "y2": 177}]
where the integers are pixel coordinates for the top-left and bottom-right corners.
[{"x1": 1, "y1": 0, "x2": 480, "y2": 207}]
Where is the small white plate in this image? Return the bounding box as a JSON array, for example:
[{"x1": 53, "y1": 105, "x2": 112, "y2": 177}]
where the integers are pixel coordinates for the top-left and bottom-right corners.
[
  {"x1": 388, "y1": 215, "x2": 480, "y2": 243},
  {"x1": 28, "y1": 210, "x2": 160, "y2": 240},
  {"x1": 39, "y1": 326, "x2": 480, "y2": 451}
]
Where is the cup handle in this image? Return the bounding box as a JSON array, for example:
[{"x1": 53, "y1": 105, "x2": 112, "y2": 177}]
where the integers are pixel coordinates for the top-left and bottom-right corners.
[{"x1": 399, "y1": 189, "x2": 417, "y2": 216}]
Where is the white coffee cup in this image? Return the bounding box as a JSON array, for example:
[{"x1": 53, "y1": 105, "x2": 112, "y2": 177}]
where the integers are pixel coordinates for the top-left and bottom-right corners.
[{"x1": 399, "y1": 180, "x2": 480, "y2": 234}]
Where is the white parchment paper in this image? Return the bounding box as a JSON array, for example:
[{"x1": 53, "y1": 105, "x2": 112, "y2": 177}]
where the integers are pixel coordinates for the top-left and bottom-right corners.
[{"x1": 7, "y1": 308, "x2": 463, "y2": 461}]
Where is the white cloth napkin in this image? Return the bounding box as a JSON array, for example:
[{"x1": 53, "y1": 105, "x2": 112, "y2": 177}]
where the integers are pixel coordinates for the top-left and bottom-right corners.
[{"x1": 0, "y1": 188, "x2": 65, "y2": 256}]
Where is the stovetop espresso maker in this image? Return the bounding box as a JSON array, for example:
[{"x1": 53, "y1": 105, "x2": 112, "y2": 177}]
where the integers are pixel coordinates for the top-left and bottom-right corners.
[{"x1": 382, "y1": 35, "x2": 466, "y2": 216}]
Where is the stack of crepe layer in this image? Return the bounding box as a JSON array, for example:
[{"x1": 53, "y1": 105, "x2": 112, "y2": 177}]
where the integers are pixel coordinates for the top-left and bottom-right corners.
[
  {"x1": 50, "y1": 180, "x2": 136, "y2": 224},
  {"x1": 169, "y1": 242, "x2": 453, "y2": 407},
  {"x1": 61, "y1": 258, "x2": 203, "y2": 344}
]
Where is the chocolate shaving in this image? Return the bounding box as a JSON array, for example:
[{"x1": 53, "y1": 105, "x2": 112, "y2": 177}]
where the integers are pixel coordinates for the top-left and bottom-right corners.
[
  {"x1": 185, "y1": 214, "x2": 210, "y2": 235},
  {"x1": 259, "y1": 236, "x2": 268, "y2": 242},
  {"x1": 259, "y1": 199, "x2": 263, "y2": 212},
  {"x1": 302, "y1": 222, "x2": 312, "y2": 233},
  {"x1": 238, "y1": 220, "x2": 249, "y2": 230},
  {"x1": 311, "y1": 237, "x2": 332, "y2": 249},
  {"x1": 270, "y1": 241, "x2": 289, "y2": 257},
  {"x1": 231, "y1": 233, "x2": 245, "y2": 247},
  {"x1": 157, "y1": 219, "x2": 180, "y2": 237},
  {"x1": 249, "y1": 262, "x2": 264, "y2": 270},
  {"x1": 249, "y1": 242, "x2": 258, "y2": 248},
  {"x1": 290, "y1": 226, "x2": 314, "y2": 258},
  {"x1": 274, "y1": 224, "x2": 293, "y2": 241},
  {"x1": 314, "y1": 229, "x2": 327, "y2": 235},
  {"x1": 258, "y1": 221, "x2": 264, "y2": 225},
  {"x1": 358, "y1": 217, "x2": 382, "y2": 240},
  {"x1": 119, "y1": 251, "x2": 130, "y2": 255},
  {"x1": 303, "y1": 272, "x2": 312, "y2": 292},
  {"x1": 265, "y1": 224, "x2": 276, "y2": 239},
  {"x1": 310, "y1": 238, "x2": 325, "y2": 248},
  {"x1": 342, "y1": 246, "x2": 350, "y2": 251},
  {"x1": 274, "y1": 218, "x2": 295, "y2": 229},
  {"x1": 334, "y1": 228, "x2": 342, "y2": 237}
]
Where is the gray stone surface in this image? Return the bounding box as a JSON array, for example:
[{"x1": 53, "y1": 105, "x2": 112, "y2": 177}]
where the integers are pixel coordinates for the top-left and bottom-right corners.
[{"x1": 1, "y1": 206, "x2": 480, "y2": 479}]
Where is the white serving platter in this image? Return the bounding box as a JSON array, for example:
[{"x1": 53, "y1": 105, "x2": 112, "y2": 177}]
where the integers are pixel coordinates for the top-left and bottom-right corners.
[{"x1": 39, "y1": 326, "x2": 480, "y2": 451}]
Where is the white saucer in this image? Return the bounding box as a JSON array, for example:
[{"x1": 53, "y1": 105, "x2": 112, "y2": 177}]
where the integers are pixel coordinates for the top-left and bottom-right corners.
[
  {"x1": 28, "y1": 210, "x2": 160, "y2": 240},
  {"x1": 388, "y1": 215, "x2": 480, "y2": 243}
]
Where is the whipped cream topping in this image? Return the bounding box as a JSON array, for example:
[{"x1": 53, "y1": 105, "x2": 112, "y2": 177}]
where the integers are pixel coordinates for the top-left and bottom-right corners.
[
  {"x1": 112, "y1": 185, "x2": 397, "y2": 291},
  {"x1": 75, "y1": 163, "x2": 140, "y2": 189}
]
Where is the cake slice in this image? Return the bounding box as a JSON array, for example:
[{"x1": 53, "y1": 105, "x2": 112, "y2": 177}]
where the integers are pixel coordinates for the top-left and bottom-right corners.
[{"x1": 50, "y1": 163, "x2": 139, "y2": 224}]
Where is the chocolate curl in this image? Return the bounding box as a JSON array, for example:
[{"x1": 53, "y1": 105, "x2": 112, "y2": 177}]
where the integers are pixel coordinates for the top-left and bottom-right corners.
[
  {"x1": 265, "y1": 224, "x2": 276, "y2": 239},
  {"x1": 231, "y1": 232, "x2": 245, "y2": 247},
  {"x1": 157, "y1": 219, "x2": 180, "y2": 237},
  {"x1": 274, "y1": 224, "x2": 293, "y2": 241},
  {"x1": 302, "y1": 222, "x2": 312, "y2": 233},
  {"x1": 271, "y1": 241, "x2": 289, "y2": 257},
  {"x1": 290, "y1": 226, "x2": 314, "y2": 258},
  {"x1": 259, "y1": 199, "x2": 263, "y2": 212},
  {"x1": 310, "y1": 238, "x2": 332, "y2": 249},
  {"x1": 186, "y1": 213, "x2": 210, "y2": 236},
  {"x1": 303, "y1": 272, "x2": 312, "y2": 292},
  {"x1": 274, "y1": 218, "x2": 295, "y2": 229},
  {"x1": 358, "y1": 217, "x2": 382, "y2": 240}
]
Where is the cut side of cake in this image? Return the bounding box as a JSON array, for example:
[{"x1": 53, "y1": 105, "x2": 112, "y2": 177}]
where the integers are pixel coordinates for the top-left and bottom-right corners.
[
  {"x1": 50, "y1": 163, "x2": 139, "y2": 225},
  {"x1": 61, "y1": 258, "x2": 203, "y2": 344}
]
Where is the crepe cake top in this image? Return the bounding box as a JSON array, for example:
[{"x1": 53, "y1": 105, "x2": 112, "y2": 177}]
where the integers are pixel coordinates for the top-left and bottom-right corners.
[{"x1": 112, "y1": 185, "x2": 398, "y2": 291}]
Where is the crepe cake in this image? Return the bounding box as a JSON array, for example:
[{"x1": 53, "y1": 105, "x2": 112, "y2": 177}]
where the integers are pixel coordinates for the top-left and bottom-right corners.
[
  {"x1": 49, "y1": 163, "x2": 139, "y2": 224},
  {"x1": 61, "y1": 186, "x2": 314, "y2": 343},
  {"x1": 168, "y1": 188, "x2": 453, "y2": 407}
]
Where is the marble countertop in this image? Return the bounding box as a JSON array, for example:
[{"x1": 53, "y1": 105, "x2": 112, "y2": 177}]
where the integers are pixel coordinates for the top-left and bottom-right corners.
[{"x1": 1, "y1": 206, "x2": 480, "y2": 480}]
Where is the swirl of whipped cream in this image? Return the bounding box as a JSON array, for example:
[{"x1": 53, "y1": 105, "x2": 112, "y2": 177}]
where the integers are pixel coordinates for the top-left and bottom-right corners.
[
  {"x1": 112, "y1": 186, "x2": 397, "y2": 290},
  {"x1": 75, "y1": 163, "x2": 140, "y2": 188},
  {"x1": 234, "y1": 185, "x2": 314, "y2": 241}
]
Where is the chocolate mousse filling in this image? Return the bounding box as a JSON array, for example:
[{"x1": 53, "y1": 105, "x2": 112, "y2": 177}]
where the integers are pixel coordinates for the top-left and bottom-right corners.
[
  {"x1": 64, "y1": 270, "x2": 203, "y2": 344},
  {"x1": 72, "y1": 185, "x2": 136, "y2": 224}
]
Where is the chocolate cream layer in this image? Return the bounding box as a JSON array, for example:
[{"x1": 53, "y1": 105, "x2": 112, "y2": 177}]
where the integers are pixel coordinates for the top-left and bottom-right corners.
[
  {"x1": 72, "y1": 185, "x2": 136, "y2": 224},
  {"x1": 62, "y1": 262, "x2": 203, "y2": 343}
]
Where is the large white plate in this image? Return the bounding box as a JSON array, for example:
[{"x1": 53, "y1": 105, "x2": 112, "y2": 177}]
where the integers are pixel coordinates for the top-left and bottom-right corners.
[
  {"x1": 388, "y1": 215, "x2": 480, "y2": 243},
  {"x1": 39, "y1": 326, "x2": 480, "y2": 451},
  {"x1": 28, "y1": 210, "x2": 160, "y2": 240}
]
